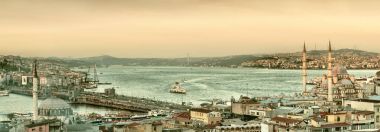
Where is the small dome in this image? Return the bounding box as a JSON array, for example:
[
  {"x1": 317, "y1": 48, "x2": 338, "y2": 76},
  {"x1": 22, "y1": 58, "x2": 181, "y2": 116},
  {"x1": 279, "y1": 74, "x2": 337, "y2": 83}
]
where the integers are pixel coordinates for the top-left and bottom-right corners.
[
  {"x1": 38, "y1": 97, "x2": 73, "y2": 117},
  {"x1": 39, "y1": 97, "x2": 71, "y2": 110}
]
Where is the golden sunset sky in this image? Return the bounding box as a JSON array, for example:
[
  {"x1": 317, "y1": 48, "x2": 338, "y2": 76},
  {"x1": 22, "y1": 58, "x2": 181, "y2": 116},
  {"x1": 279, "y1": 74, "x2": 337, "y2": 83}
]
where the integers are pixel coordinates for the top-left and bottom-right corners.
[{"x1": 1, "y1": 0, "x2": 380, "y2": 58}]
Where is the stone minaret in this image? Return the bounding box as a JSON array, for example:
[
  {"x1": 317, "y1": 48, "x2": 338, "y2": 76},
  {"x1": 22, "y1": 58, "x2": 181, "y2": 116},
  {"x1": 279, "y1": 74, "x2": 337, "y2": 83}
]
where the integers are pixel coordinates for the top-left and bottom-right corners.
[
  {"x1": 32, "y1": 60, "x2": 39, "y2": 121},
  {"x1": 327, "y1": 41, "x2": 333, "y2": 102},
  {"x1": 302, "y1": 42, "x2": 307, "y2": 93}
]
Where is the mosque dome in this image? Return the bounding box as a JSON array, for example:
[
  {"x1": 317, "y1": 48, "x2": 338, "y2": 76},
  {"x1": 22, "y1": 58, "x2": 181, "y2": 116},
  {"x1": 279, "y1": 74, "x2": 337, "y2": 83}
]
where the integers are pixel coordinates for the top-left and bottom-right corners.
[
  {"x1": 339, "y1": 79, "x2": 353, "y2": 85},
  {"x1": 38, "y1": 97, "x2": 73, "y2": 117}
]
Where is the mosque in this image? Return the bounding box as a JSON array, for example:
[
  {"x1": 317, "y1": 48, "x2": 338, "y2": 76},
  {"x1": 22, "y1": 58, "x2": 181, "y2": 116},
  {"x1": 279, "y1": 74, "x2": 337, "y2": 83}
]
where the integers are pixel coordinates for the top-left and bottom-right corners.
[
  {"x1": 22, "y1": 60, "x2": 75, "y2": 132},
  {"x1": 301, "y1": 41, "x2": 366, "y2": 101}
]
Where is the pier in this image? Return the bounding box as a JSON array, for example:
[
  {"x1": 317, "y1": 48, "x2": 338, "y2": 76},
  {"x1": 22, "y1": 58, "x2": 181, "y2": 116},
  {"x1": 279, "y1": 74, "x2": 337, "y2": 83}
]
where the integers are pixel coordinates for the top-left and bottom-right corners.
[
  {"x1": 70, "y1": 92, "x2": 190, "y2": 113},
  {"x1": 7, "y1": 87, "x2": 190, "y2": 113}
]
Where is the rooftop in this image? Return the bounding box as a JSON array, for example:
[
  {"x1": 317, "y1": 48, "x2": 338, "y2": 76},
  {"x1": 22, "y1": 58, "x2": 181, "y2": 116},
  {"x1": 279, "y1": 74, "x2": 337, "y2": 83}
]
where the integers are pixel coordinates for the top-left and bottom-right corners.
[
  {"x1": 352, "y1": 111, "x2": 375, "y2": 115},
  {"x1": 351, "y1": 99, "x2": 380, "y2": 103},
  {"x1": 271, "y1": 117, "x2": 302, "y2": 124},
  {"x1": 190, "y1": 108, "x2": 212, "y2": 113},
  {"x1": 25, "y1": 119, "x2": 61, "y2": 128},
  {"x1": 320, "y1": 123, "x2": 350, "y2": 128}
]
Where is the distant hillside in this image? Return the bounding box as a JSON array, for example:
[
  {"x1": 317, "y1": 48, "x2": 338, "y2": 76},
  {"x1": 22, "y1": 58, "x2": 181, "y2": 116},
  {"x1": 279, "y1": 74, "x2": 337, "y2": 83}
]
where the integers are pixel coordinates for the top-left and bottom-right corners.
[
  {"x1": 241, "y1": 49, "x2": 380, "y2": 69},
  {"x1": 271, "y1": 48, "x2": 379, "y2": 57},
  {"x1": 68, "y1": 49, "x2": 379, "y2": 68},
  {"x1": 307, "y1": 49, "x2": 378, "y2": 57},
  {"x1": 77, "y1": 55, "x2": 260, "y2": 67}
]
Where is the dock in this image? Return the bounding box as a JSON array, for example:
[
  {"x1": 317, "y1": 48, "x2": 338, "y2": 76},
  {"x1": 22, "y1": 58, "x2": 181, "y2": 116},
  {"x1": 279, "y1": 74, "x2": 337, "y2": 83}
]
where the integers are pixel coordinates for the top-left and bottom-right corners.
[
  {"x1": 71, "y1": 92, "x2": 190, "y2": 113},
  {"x1": 8, "y1": 87, "x2": 190, "y2": 113}
]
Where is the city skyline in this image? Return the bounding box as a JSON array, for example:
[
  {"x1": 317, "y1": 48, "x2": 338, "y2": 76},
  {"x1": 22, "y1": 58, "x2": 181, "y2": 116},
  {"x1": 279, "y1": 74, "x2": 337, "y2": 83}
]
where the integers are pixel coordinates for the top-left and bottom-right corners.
[{"x1": 1, "y1": 0, "x2": 380, "y2": 58}]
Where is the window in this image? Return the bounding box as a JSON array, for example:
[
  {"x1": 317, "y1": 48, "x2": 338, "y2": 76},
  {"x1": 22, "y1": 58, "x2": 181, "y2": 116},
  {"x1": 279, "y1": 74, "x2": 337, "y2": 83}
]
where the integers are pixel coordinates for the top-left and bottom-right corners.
[
  {"x1": 337, "y1": 117, "x2": 341, "y2": 122},
  {"x1": 335, "y1": 127, "x2": 341, "y2": 131},
  {"x1": 377, "y1": 116, "x2": 380, "y2": 123}
]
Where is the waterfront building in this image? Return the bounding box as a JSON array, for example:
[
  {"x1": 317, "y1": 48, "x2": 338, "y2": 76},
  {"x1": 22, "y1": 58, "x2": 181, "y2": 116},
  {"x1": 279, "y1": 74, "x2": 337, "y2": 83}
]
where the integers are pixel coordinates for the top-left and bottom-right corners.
[
  {"x1": 231, "y1": 96, "x2": 260, "y2": 116},
  {"x1": 351, "y1": 111, "x2": 376, "y2": 131},
  {"x1": 309, "y1": 110, "x2": 377, "y2": 132},
  {"x1": 24, "y1": 119, "x2": 63, "y2": 132},
  {"x1": 190, "y1": 108, "x2": 222, "y2": 126},
  {"x1": 111, "y1": 121, "x2": 164, "y2": 132},
  {"x1": 104, "y1": 87, "x2": 116, "y2": 97},
  {"x1": 172, "y1": 112, "x2": 191, "y2": 127},
  {"x1": 261, "y1": 116, "x2": 307, "y2": 132},
  {"x1": 21, "y1": 75, "x2": 32, "y2": 86},
  {"x1": 344, "y1": 99, "x2": 380, "y2": 128},
  {"x1": 249, "y1": 108, "x2": 273, "y2": 119}
]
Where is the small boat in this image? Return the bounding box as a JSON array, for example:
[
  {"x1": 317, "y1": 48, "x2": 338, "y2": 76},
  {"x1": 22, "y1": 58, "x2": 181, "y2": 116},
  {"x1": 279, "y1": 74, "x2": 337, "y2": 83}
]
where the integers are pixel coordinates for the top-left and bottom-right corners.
[
  {"x1": 82, "y1": 82, "x2": 98, "y2": 89},
  {"x1": 169, "y1": 82, "x2": 186, "y2": 94},
  {"x1": 0, "y1": 90, "x2": 9, "y2": 96},
  {"x1": 306, "y1": 81, "x2": 315, "y2": 85}
]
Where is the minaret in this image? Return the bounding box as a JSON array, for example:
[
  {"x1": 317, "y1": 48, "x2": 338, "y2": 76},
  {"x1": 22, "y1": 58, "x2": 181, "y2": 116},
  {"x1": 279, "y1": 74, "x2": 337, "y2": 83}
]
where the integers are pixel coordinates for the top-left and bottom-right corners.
[
  {"x1": 327, "y1": 41, "x2": 333, "y2": 102},
  {"x1": 32, "y1": 60, "x2": 39, "y2": 121},
  {"x1": 302, "y1": 42, "x2": 307, "y2": 93}
]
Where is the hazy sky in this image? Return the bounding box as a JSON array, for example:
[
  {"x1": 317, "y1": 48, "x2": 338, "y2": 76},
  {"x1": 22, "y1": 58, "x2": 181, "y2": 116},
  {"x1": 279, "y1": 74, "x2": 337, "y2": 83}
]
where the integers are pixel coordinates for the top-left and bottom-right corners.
[{"x1": 1, "y1": 0, "x2": 380, "y2": 58}]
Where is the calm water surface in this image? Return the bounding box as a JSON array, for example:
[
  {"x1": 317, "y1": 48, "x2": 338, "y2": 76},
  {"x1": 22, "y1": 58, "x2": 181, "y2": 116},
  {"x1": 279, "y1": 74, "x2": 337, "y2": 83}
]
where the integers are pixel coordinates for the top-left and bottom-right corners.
[{"x1": 0, "y1": 66, "x2": 378, "y2": 120}]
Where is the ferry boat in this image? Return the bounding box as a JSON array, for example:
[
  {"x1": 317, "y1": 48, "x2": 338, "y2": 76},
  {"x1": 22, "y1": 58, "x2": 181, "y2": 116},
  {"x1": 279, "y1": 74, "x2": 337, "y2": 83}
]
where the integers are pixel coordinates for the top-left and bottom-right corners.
[
  {"x1": 0, "y1": 90, "x2": 9, "y2": 96},
  {"x1": 82, "y1": 82, "x2": 98, "y2": 89},
  {"x1": 169, "y1": 82, "x2": 186, "y2": 94}
]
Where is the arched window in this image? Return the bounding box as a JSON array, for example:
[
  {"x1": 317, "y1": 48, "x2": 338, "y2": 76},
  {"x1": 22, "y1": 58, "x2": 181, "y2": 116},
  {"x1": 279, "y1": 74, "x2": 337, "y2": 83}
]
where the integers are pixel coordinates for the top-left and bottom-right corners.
[
  {"x1": 376, "y1": 116, "x2": 380, "y2": 122},
  {"x1": 337, "y1": 117, "x2": 341, "y2": 122}
]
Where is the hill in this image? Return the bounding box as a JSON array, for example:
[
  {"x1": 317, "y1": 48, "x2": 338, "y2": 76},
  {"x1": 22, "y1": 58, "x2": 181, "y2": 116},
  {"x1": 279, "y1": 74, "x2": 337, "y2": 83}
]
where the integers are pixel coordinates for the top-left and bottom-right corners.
[{"x1": 73, "y1": 49, "x2": 378, "y2": 68}]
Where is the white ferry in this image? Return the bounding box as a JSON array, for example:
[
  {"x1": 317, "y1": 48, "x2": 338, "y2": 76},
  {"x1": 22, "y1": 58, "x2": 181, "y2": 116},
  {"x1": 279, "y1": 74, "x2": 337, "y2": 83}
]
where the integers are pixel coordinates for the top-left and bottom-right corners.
[
  {"x1": 0, "y1": 90, "x2": 9, "y2": 96},
  {"x1": 169, "y1": 82, "x2": 186, "y2": 94}
]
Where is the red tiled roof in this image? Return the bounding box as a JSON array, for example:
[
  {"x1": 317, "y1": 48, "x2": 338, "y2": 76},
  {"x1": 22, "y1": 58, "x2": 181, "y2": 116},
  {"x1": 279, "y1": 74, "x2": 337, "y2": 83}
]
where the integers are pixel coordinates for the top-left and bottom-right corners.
[
  {"x1": 326, "y1": 112, "x2": 347, "y2": 115},
  {"x1": 191, "y1": 108, "x2": 212, "y2": 113},
  {"x1": 271, "y1": 117, "x2": 302, "y2": 124},
  {"x1": 174, "y1": 112, "x2": 190, "y2": 119},
  {"x1": 128, "y1": 122, "x2": 140, "y2": 127},
  {"x1": 321, "y1": 123, "x2": 350, "y2": 128},
  {"x1": 319, "y1": 112, "x2": 329, "y2": 117},
  {"x1": 352, "y1": 111, "x2": 375, "y2": 115}
]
